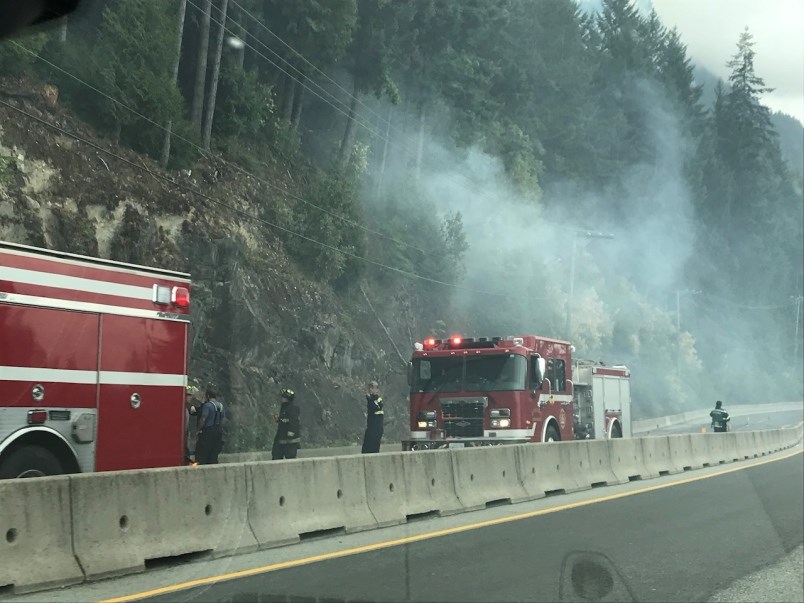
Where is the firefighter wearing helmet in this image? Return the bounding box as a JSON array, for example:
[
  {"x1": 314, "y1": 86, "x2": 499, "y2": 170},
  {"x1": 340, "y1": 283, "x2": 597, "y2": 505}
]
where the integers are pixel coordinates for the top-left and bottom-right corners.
[
  {"x1": 272, "y1": 388, "x2": 301, "y2": 459},
  {"x1": 710, "y1": 400, "x2": 730, "y2": 432}
]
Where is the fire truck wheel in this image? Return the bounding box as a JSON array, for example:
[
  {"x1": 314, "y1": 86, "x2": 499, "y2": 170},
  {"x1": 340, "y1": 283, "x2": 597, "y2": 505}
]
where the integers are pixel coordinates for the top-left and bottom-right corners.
[
  {"x1": 545, "y1": 424, "x2": 561, "y2": 442},
  {"x1": 0, "y1": 445, "x2": 64, "y2": 479}
]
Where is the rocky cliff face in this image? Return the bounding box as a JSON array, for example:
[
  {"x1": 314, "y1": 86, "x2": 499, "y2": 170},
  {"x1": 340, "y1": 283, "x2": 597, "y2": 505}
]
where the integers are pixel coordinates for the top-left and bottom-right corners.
[{"x1": 0, "y1": 82, "x2": 410, "y2": 449}]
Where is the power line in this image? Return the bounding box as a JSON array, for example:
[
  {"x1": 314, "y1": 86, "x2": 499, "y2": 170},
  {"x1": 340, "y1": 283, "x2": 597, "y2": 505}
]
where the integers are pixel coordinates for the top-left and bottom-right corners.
[
  {"x1": 186, "y1": 0, "x2": 391, "y2": 151},
  {"x1": 10, "y1": 41, "x2": 438, "y2": 259},
  {"x1": 0, "y1": 98, "x2": 545, "y2": 301},
  {"x1": 220, "y1": 1, "x2": 569, "y2": 227},
  {"x1": 230, "y1": 0, "x2": 420, "y2": 151}
]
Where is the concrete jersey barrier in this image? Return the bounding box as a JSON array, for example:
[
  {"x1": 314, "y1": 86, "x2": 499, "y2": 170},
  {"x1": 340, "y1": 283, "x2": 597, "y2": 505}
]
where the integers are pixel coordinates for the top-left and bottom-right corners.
[
  {"x1": 0, "y1": 423, "x2": 800, "y2": 595},
  {"x1": 69, "y1": 463, "x2": 257, "y2": 579},
  {"x1": 0, "y1": 476, "x2": 83, "y2": 593}
]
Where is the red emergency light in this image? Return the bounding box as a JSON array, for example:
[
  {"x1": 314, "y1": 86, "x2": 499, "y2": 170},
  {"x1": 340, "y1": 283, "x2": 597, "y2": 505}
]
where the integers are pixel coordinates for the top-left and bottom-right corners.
[
  {"x1": 451, "y1": 336, "x2": 462, "y2": 346},
  {"x1": 27, "y1": 409, "x2": 47, "y2": 424},
  {"x1": 171, "y1": 286, "x2": 190, "y2": 309}
]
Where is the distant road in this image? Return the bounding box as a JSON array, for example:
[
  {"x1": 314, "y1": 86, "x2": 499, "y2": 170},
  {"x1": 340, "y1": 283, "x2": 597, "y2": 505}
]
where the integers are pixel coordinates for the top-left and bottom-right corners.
[{"x1": 641, "y1": 403, "x2": 803, "y2": 436}]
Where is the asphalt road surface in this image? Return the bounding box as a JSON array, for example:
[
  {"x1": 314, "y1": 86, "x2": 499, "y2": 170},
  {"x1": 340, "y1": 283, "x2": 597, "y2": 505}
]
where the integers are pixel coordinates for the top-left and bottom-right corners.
[
  {"x1": 15, "y1": 445, "x2": 799, "y2": 603},
  {"x1": 143, "y1": 450, "x2": 803, "y2": 603}
]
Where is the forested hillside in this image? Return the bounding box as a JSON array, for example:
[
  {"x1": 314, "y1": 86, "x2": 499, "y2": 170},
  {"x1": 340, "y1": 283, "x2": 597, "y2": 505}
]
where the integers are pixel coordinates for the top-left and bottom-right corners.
[{"x1": 0, "y1": 0, "x2": 801, "y2": 449}]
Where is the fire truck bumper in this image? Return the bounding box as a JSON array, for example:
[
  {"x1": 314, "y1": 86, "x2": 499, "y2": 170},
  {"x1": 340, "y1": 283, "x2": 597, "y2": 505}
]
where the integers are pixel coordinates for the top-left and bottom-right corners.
[{"x1": 401, "y1": 438, "x2": 530, "y2": 451}]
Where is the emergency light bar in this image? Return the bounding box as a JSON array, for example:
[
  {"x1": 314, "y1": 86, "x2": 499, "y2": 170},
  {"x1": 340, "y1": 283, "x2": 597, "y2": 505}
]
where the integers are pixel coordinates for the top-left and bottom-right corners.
[
  {"x1": 152, "y1": 284, "x2": 190, "y2": 310},
  {"x1": 420, "y1": 336, "x2": 499, "y2": 350}
]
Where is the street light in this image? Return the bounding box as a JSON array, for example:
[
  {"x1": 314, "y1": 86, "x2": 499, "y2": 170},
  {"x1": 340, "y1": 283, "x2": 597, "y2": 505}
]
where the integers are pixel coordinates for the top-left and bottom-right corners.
[{"x1": 565, "y1": 231, "x2": 615, "y2": 340}]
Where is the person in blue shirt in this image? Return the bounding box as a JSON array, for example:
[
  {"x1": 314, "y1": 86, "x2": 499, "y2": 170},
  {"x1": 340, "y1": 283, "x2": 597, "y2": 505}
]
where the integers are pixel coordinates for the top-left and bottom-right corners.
[{"x1": 195, "y1": 387, "x2": 224, "y2": 464}]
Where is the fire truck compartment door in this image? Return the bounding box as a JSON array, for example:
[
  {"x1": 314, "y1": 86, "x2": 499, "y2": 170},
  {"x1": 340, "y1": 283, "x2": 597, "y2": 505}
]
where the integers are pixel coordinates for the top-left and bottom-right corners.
[
  {"x1": 0, "y1": 303, "x2": 99, "y2": 409},
  {"x1": 96, "y1": 315, "x2": 187, "y2": 471}
]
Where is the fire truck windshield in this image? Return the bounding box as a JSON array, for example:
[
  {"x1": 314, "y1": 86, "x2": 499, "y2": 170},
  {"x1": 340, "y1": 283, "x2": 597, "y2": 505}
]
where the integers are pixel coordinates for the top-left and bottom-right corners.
[
  {"x1": 465, "y1": 354, "x2": 527, "y2": 391},
  {"x1": 412, "y1": 354, "x2": 527, "y2": 393}
]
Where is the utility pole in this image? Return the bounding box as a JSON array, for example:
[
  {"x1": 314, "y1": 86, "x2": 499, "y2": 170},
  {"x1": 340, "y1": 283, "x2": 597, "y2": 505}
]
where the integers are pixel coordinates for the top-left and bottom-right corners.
[
  {"x1": 565, "y1": 231, "x2": 614, "y2": 340},
  {"x1": 794, "y1": 295, "x2": 803, "y2": 365},
  {"x1": 675, "y1": 289, "x2": 701, "y2": 378}
]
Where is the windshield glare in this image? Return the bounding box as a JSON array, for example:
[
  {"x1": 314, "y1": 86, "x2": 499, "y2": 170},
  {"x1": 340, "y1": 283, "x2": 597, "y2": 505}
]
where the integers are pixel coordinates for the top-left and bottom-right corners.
[{"x1": 413, "y1": 354, "x2": 527, "y2": 393}]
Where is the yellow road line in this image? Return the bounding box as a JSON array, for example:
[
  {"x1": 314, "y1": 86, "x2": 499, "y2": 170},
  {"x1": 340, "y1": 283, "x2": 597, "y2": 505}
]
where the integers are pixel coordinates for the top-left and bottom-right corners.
[{"x1": 100, "y1": 448, "x2": 803, "y2": 603}]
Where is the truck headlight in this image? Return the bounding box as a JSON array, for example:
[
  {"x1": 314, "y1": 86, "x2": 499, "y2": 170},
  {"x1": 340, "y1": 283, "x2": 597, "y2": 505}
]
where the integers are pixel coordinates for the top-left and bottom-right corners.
[
  {"x1": 417, "y1": 411, "x2": 437, "y2": 429},
  {"x1": 490, "y1": 408, "x2": 511, "y2": 418},
  {"x1": 490, "y1": 418, "x2": 511, "y2": 428}
]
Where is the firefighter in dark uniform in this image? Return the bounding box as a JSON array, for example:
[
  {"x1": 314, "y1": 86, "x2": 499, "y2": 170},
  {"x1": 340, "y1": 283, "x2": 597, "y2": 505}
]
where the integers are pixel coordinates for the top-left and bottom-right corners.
[
  {"x1": 361, "y1": 380, "x2": 384, "y2": 454},
  {"x1": 196, "y1": 387, "x2": 224, "y2": 464},
  {"x1": 184, "y1": 385, "x2": 201, "y2": 463},
  {"x1": 710, "y1": 400, "x2": 730, "y2": 433},
  {"x1": 272, "y1": 388, "x2": 301, "y2": 460}
]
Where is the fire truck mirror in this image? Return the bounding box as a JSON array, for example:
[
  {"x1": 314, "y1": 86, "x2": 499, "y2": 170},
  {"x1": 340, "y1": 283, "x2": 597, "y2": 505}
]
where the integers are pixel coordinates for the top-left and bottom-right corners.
[
  {"x1": 406, "y1": 362, "x2": 413, "y2": 386},
  {"x1": 531, "y1": 356, "x2": 546, "y2": 388},
  {"x1": 31, "y1": 384, "x2": 45, "y2": 402},
  {"x1": 130, "y1": 393, "x2": 142, "y2": 409}
]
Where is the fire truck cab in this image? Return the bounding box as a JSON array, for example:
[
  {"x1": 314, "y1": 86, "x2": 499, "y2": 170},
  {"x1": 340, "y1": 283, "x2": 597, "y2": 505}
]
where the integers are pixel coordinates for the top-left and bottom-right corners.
[
  {"x1": 0, "y1": 241, "x2": 191, "y2": 479},
  {"x1": 403, "y1": 335, "x2": 631, "y2": 450}
]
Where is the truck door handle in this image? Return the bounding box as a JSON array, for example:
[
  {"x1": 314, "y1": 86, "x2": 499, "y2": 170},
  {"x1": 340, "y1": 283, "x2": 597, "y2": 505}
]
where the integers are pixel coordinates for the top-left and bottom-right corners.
[{"x1": 130, "y1": 393, "x2": 141, "y2": 409}]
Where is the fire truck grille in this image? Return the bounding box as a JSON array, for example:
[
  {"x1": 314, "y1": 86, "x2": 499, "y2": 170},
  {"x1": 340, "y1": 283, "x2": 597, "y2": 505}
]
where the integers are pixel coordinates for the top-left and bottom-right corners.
[{"x1": 441, "y1": 400, "x2": 484, "y2": 438}]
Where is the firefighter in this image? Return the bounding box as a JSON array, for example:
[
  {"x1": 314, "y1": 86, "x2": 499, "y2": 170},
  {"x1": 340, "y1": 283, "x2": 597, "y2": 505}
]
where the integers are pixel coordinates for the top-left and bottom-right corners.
[
  {"x1": 195, "y1": 387, "x2": 225, "y2": 464},
  {"x1": 361, "y1": 380, "x2": 384, "y2": 454},
  {"x1": 272, "y1": 388, "x2": 301, "y2": 460},
  {"x1": 184, "y1": 385, "x2": 201, "y2": 462},
  {"x1": 710, "y1": 400, "x2": 731, "y2": 433}
]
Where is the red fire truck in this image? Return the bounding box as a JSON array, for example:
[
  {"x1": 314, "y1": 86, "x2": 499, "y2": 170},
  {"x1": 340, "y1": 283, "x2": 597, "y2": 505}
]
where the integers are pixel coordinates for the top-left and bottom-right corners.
[
  {"x1": 403, "y1": 335, "x2": 631, "y2": 450},
  {"x1": 0, "y1": 241, "x2": 190, "y2": 478}
]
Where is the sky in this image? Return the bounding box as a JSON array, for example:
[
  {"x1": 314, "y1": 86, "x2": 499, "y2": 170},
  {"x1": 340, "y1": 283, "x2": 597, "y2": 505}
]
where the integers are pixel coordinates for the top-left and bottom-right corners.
[
  {"x1": 653, "y1": 0, "x2": 804, "y2": 122},
  {"x1": 578, "y1": 0, "x2": 804, "y2": 122}
]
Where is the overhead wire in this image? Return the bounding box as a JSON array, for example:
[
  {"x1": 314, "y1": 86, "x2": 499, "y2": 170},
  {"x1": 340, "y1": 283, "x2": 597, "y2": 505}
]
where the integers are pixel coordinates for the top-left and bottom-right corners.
[
  {"x1": 0, "y1": 98, "x2": 552, "y2": 301},
  {"x1": 9, "y1": 40, "x2": 439, "y2": 258},
  {"x1": 185, "y1": 0, "x2": 391, "y2": 150},
  {"x1": 203, "y1": 0, "x2": 529, "y2": 215},
  {"x1": 229, "y1": 0, "x2": 421, "y2": 151}
]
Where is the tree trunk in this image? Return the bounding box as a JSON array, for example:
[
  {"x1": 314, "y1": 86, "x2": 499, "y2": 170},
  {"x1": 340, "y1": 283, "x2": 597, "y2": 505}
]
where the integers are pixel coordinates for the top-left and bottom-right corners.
[
  {"x1": 280, "y1": 69, "x2": 295, "y2": 122},
  {"x1": 415, "y1": 102, "x2": 426, "y2": 181},
  {"x1": 234, "y1": 6, "x2": 246, "y2": 70},
  {"x1": 202, "y1": 0, "x2": 229, "y2": 150},
  {"x1": 291, "y1": 75, "x2": 304, "y2": 131},
  {"x1": 161, "y1": 0, "x2": 188, "y2": 167},
  {"x1": 337, "y1": 78, "x2": 360, "y2": 170},
  {"x1": 375, "y1": 106, "x2": 392, "y2": 195},
  {"x1": 190, "y1": 0, "x2": 212, "y2": 132}
]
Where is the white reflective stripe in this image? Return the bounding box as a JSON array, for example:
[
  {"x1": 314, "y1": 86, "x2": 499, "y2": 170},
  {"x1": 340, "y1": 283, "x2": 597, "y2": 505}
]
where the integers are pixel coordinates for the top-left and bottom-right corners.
[
  {"x1": 0, "y1": 292, "x2": 189, "y2": 322},
  {"x1": 0, "y1": 366, "x2": 186, "y2": 387},
  {"x1": 484, "y1": 428, "x2": 535, "y2": 438},
  {"x1": 0, "y1": 366, "x2": 97, "y2": 384},
  {"x1": 0, "y1": 244, "x2": 190, "y2": 281},
  {"x1": 0, "y1": 266, "x2": 153, "y2": 300},
  {"x1": 99, "y1": 372, "x2": 186, "y2": 387}
]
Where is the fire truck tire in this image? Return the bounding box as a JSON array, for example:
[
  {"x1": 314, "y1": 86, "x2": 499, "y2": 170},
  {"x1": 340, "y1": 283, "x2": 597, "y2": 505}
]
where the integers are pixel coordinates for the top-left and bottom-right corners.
[
  {"x1": 545, "y1": 424, "x2": 561, "y2": 443},
  {"x1": 0, "y1": 445, "x2": 64, "y2": 479},
  {"x1": 611, "y1": 422, "x2": 623, "y2": 438}
]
